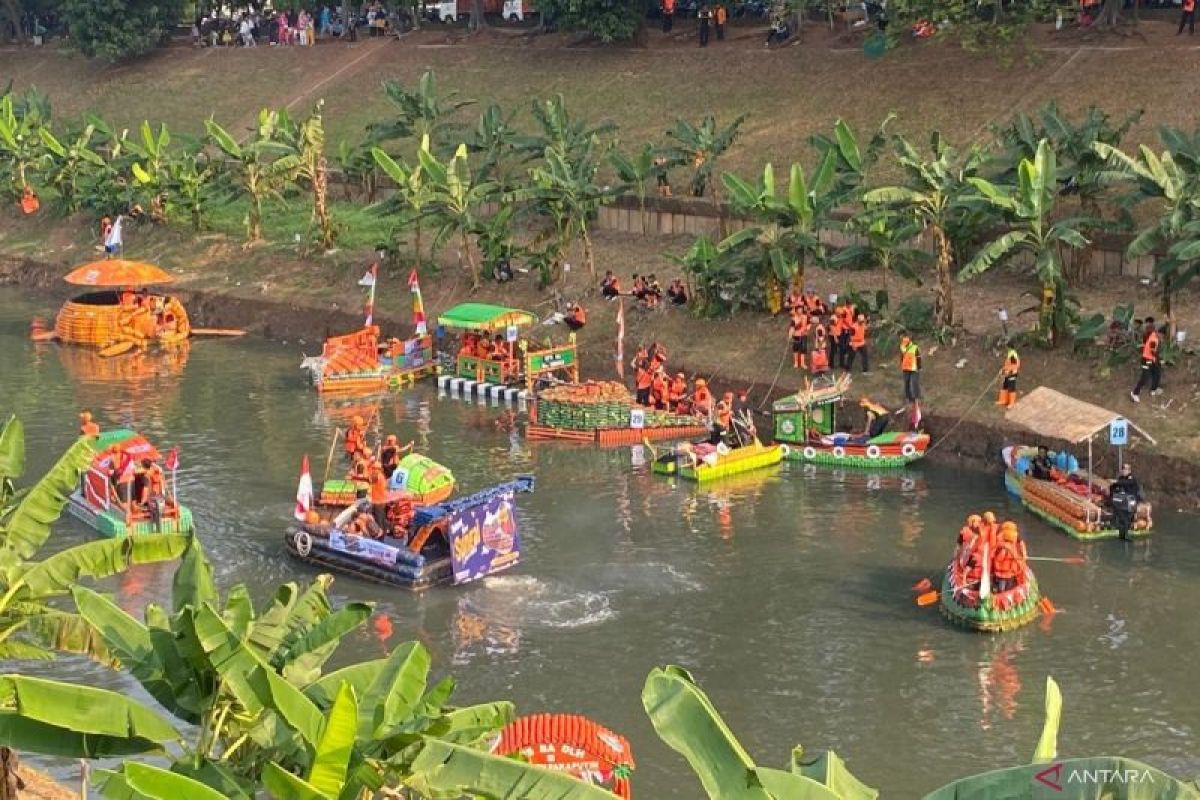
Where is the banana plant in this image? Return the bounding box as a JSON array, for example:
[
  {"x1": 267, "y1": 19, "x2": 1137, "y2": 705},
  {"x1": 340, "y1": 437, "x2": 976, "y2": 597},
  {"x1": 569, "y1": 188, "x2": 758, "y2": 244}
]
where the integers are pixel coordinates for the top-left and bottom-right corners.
[
  {"x1": 807, "y1": 116, "x2": 894, "y2": 208},
  {"x1": 715, "y1": 157, "x2": 839, "y2": 308},
  {"x1": 609, "y1": 143, "x2": 657, "y2": 235},
  {"x1": 128, "y1": 121, "x2": 173, "y2": 223},
  {"x1": 371, "y1": 147, "x2": 434, "y2": 263},
  {"x1": 71, "y1": 540, "x2": 373, "y2": 796},
  {"x1": 643, "y1": 665, "x2": 878, "y2": 800},
  {"x1": 39, "y1": 123, "x2": 105, "y2": 214},
  {"x1": 863, "y1": 132, "x2": 987, "y2": 331},
  {"x1": 415, "y1": 136, "x2": 499, "y2": 289},
  {"x1": 0, "y1": 92, "x2": 47, "y2": 198},
  {"x1": 0, "y1": 415, "x2": 189, "y2": 662},
  {"x1": 960, "y1": 139, "x2": 1093, "y2": 346},
  {"x1": 664, "y1": 113, "x2": 746, "y2": 225},
  {"x1": 82, "y1": 114, "x2": 140, "y2": 216},
  {"x1": 367, "y1": 69, "x2": 474, "y2": 154},
  {"x1": 336, "y1": 140, "x2": 379, "y2": 203},
  {"x1": 165, "y1": 146, "x2": 217, "y2": 232},
  {"x1": 465, "y1": 103, "x2": 528, "y2": 194},
  {"x1": 665, "y1": 235, "x2": 721, "y2": 316},
  {"x1": 1094, "y1": 133, "x2": 1200, "y2": 334},
  {"x1": 830, "y1": 206, "x2": 930, "y2": 306},
  {"x1": 277, "y1": 101, "x2": 336, "y2": 250},
  {"x1": 206, "y1": 110, "x2": 295, "y2": 244}
]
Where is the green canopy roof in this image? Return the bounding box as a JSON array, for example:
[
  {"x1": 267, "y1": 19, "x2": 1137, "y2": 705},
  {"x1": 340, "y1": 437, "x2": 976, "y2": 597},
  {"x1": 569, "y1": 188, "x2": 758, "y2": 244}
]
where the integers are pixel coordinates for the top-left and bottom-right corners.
[{"x1": 437, "y1": 303, "x2": 536, "y2": 332}]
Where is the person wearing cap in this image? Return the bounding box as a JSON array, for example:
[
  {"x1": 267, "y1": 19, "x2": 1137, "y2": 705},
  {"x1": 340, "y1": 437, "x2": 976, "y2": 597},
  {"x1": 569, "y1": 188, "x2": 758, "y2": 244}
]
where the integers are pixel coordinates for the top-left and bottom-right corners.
[
  {"x1": 79, "y1": 411, "x2": 100, "y2": 437},
  {"x1": 368, "y1": 462, "x2": 390, "y2": 532},
  {"x1": 693, "y1": 378, "x2": 713, "y2": 418},
  {"x1": 981, "y1": 510, "x2": 999, "y2": 548},
  {"x1": 992, "y1": 525, "x2": 1023, "y2": 591}
]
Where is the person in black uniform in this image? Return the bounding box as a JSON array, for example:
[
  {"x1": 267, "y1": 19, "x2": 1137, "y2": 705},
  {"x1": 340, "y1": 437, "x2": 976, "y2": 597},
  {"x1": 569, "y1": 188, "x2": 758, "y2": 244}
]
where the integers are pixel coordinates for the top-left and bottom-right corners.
[
  {"x1": 1028, "y1": 445, "x2": 1053, "y2": 480},
  {"x1": 1109, "y1": 462, "x2": 1142, "y2": 540}
]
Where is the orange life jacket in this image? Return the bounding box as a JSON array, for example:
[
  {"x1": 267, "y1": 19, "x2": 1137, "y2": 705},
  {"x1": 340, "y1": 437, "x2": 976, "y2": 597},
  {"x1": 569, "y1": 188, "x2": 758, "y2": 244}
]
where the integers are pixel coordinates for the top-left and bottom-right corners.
[
  {"x1": 669, "y1": 377, "x2": 686, "y2": 402},
  {"x1": 345, "y1": 425, "x2": 365, "y2": 455},
  {"x1": 636, "y1": 364, "x2": 653, "y2": 390},
  {"x1": 80, "y1": 421, "x2": 100, "y2": 436},
  {"x1": 850, "y1": 320, "x2": 867, "y2": 349},
  {"x1": 1142, "y1": 330, "x2": 1160, "y2": 361},
  {"x1": 810, "y1": 349, "x2": 829, "y2": 372},
  {"x1": 1186, "y1": 0, "x2": 1196, "y2": 12},
  {"x1": 369, "y1": 471, "x2": 389, "y2": 504},
  {"x1": 572, "y1": 305, "x2": 587, "y2": 324},
  {"x1": 1003, "y1": 349, "x2": 1020, "y2": 375},
  {"x1": 651, "y1": 374, "x2": 668, "y2": 401},
  {"x1": 992, "y1": 541, "x2": 1020, "y2": 580},
  {"x1": 694, "y1": 386, "x2": 713, "y2": 413},
  {"x1": 900, "y1": 343, "x2": 919, "y2": 372}
]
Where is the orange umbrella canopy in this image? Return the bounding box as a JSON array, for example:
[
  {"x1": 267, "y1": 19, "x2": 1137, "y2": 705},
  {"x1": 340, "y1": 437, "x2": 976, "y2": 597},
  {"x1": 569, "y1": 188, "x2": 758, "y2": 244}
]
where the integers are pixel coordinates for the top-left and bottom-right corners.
[{"x1": 63, "y1": 259, "x2": 176, "y2": 288}]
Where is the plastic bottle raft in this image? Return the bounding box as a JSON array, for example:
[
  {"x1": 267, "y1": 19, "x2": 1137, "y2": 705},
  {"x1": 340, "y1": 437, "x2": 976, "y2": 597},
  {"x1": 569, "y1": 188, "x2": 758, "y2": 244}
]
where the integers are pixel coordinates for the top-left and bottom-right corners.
[
  {"x1": 493, "y1": 714, "x2": 635, "y2": 798},
  {"x1": 319, "y1": 453, "x2": 456, "y2": 508},
  {"x1": 940, "y1": 559, "x2": 1041, "y2": 633},
  {"x1": 67, "y1": 429, "x2": 195, "y2": 537},
  {"x1": 286, "y1": 475, "x2": 534, "y2": 590},
  {"x1": 1003, "y1": 446, "x2": 1152, "y2": 540},
  {"x1": 55, "y1": 292, "x2": 191, "y2": 349},
  {"x1": 302, "y1": 327, "x2": 435, "y2": 396},
  {"x1": 526, "y1": 381, "x2": 709, "y2": 445},
  {"x1": 651, "y1": 439, "x2": 784, "y2": 482}
]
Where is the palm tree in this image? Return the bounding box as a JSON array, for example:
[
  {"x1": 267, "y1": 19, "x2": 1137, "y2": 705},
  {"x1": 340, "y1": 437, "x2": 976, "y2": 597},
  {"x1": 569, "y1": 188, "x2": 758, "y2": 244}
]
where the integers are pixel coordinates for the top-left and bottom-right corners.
[
  {"x1": 206, "y1": 111, "x2": 295, "y2": 244},
  {"x1": 367, "y1": 70, "x2": 474, "y2": 154},
  {"x1": 863, "y1": 132, "x2": 987, "y2": 330},
  {"x1": 959, "y1": 140, "x2": 1092, "y2": 345}
]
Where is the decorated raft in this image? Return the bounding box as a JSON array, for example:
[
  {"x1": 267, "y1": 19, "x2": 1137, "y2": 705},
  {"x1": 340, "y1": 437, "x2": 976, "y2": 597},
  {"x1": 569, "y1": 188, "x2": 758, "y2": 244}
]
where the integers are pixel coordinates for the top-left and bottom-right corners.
[
  {"x1": 492, "y1": 714, "x2": 635, "y2": 798},
  {"x1": 772, "y1": 375, "x2": 929, "y2": 468},
  {"x1": 50, "y1": 260, "x2": 192, "y2": 351},
  {"x1": 301, "y1": 268, "x2": 435, "y2": 395},
  {"x1": 440, "y1": 303, "x2": 579, "y2": 390},
  {"x1": 527, "y1": 381, "x2": 708, "y2": 446},
  {"x1": 1003, "y1": 388, "x2": 1153, "y2": 540},
  {"x1": 67, "y1": 429, "x2": 194, "y2": 537},
  {"x1": 940, "y1": 555, "x2": 1041, "y2": 633},
  {"x1": 319, "y1": 453, "x2": 456, "y2": 508},
  {"x1": 650, "y1": 439, "x2": 783, "y2": 482},
  {"x1": 286, "y1": 475, "x2": 534, "y2": 590}
]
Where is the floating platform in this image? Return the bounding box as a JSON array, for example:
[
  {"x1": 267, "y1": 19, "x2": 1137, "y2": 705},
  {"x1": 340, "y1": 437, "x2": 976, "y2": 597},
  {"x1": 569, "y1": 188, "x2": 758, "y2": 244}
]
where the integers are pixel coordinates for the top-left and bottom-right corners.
[
  {"x1": 437, "y1": 374, "x2": 529, "y2": 405},
  {"x1": 526, "y1": 424, "x2": 709, "y2": 446}
]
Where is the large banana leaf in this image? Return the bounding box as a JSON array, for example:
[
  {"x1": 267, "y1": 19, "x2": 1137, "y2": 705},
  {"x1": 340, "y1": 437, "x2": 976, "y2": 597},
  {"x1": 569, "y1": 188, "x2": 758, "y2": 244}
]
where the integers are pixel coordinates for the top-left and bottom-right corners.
[
  {"x1": 360, "y1": 640, "x2": 430, "y2": 740},
  {"x1": 308, "y1": 682, "x2": 358, "y2": 797},
  {"x1": 0, "y1": 674, "x2": 178, "y2": 757},
  {"x1": 172, "y1": 537, "x2": 217, "y2": 614},
  {"x1": 273, "y1": 602, "x2": 373, "y2": 682},
  {"x1": 17, "y1": 534, "x2": 189, "y2": 598},
  {"x1": 643, "y1": 665, "x2": 865, "y2": 800},
  {"x1": 406, "y1": 737, "x2": 621, "y2": 799},
  {"x1": 1, "y1": 436, "x2": 93, "y2": 559},
  {"x1": 192, "y1": 603, "x2": 270, "y2": 715},
  {"x1": 251, "y1": 664, "x2": 324, "y2": 748},
  {"x1": 304, "y1": 659, "x2": 390, "y2": 708},
  {"x1": 1033, "y1": 676, "x2": 1062, "y2": 763},
  {"x1": 0, "y1": 416, "x2": 24, "y2": 479},
  {"x1": 123, "y1": 762, "x2": 228, "y2": 800},
  {"x1": 263, "y1": 762, "x2": 330, "y2": 800}
]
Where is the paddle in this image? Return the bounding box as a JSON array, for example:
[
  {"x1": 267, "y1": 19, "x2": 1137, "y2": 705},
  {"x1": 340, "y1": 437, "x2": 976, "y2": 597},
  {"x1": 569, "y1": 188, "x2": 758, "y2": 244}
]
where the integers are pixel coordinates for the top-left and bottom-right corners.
[
  {"x1": 190, "y1": 328, "x2": 247, "y2": 337},
  {"x1": 29, "y1": 330, "x2": 57, "y2": 343},
  {"x1": 99, "y1": 340, "x2": 135, "y2": 358},
  {"x1": 1027, "y1": 556, "x2": 1086, "y2": 565}
]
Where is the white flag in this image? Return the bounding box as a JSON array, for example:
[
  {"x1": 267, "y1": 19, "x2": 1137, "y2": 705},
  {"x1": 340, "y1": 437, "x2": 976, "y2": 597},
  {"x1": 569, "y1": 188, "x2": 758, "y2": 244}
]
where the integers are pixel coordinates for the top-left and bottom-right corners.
[
  {"x1": 105, "y1": 215, "x2": 123, "y2": 250},
  {"x1": 294, "y1": 454, "x2": 314, "y2": 522},
  {"x1": 357, "y1": 269, "x2": 376, "y2": 287}
]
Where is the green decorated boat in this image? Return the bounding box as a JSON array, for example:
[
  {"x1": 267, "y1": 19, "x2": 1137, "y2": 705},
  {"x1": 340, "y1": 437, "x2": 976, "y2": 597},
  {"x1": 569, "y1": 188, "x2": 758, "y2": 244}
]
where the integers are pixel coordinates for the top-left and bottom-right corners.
[
  {"x1": 67, "y1": 429, "x2": 194, "y2": 537},
  {"x1": 940, "y1": 555, "x2": 1040, "y2": 633},
  {"x1": 773, "y1": 375, "x2": 929, "y2": 469}
]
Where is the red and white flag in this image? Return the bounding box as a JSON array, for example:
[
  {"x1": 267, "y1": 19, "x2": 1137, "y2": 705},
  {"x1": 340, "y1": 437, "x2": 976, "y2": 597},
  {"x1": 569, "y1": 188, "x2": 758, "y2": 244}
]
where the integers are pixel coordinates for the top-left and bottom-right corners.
[
  {"x1": 360, "y1": 262, "x2": 379, "y2": 326},
  {"x1": 408, "y1": 268, "x2": 427, "y2": 336},
  {"x1": 294, "y1": 454, "x2": 314, "y2": 521},
  {"x1": 164, "y1": 447, "x2": 179, "y2": 471},
  {"x1": 615, "y1": 297, "x2": 625, "y2": 379},
  {"x1": 910, "y1": 400, "x2": 923, "y2": 431}
]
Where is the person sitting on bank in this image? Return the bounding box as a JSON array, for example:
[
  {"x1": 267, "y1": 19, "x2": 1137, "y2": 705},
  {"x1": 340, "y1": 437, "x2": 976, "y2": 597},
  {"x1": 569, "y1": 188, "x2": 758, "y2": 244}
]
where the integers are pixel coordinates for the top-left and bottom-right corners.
[
  {"x1": 857, "y1": 396, "x2": 890, "y2": 442},
  {"x1": 601, "y1": 270, "x2": 621, "y2": 299},
  {"x1": 667, "y1": 279, "x2": 688, "y2": 306},
  {"x1": 564, "y1": 303, "x2": 587, "y2": 331},
  {"x1": 1109, "y1": 462, "x2": 1143, "y2": 540},
  {"x1": 79, "y1": 410, "x2": 100, "y2": 437},
  {"x1": 1027, "y1": 445, "x2": 1053, "y2": 480}
]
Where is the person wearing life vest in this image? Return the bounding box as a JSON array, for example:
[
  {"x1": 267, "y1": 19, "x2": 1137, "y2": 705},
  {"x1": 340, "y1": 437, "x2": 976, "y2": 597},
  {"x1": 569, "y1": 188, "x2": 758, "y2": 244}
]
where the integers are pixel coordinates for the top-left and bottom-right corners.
[
  {"x1": 651, "y1": 368, "x2": 670, "y2": 411},
  {"x1": 981, "y1": 511, "x2": 999, "y2": 549},
  {"x1": 668, "y1": 372, "x2": 688, "y2": 409},
  {"x1": 662, "y1": 0, "x2": 675, "y2": 32},
  {"x1": 368, "y1": 463, "x2": 390, "y2": 532},
  {"x1": 846, "y1": 313, "x2": 869, "y2": 373},
  {"x1": 788, "y1": 311, "x2": 809, "y2": 370},
  {"x1": 634, "y1": 359, "x2": 653, "y2": 406},
  {"x1": 693, "y1": 378, "x2": 713, "y2": 418},
  {"x1": 998, "y1": 345, "x2": 1020, "y2": 408},
  {"x1": 858, "y1": 396, "x2": 889, "y2": 439},
  {"x1": 803, "y1": 289, "x2": 827, "y2": 317},
  {"x1": 714, "y1": 2, "x2": 727, "y2": 39},
  {"x1": 992, "y1": 526, "x2": 1023, "y2": 592},
  {"x1": 79, "y1": 411, "x2": 100, "y2": 437},
  {"x1": 344, "y1": 415, "x2": 366, "y2": 458},
  {"x1": 899, "y1": 336, "x2": 921, "y2": 406},
  {"x1": 19, "y1": 185, "x2": 39, "y2": 215},
  {"x1": 1130, "y1": 318, "x2": 1162, "y2": 403},
  {"x1": 837, "y1": 302, "x2": 856, "y2": 369},
  {"x1": 711, "y1": 399, "x2": 733, "y2": 445},
  {"x1": 784, "y1": 286, "x2": 804, "y2": 317},
  {"x1": 1179, "y1": 0, "x2": 1195, "y2": 34},
  {"x1": 114, "y1": 448, "x2": 136, "y2": 515},
  {"x1": 564, "y1": 303, "x2": 587, "y2": 331}
]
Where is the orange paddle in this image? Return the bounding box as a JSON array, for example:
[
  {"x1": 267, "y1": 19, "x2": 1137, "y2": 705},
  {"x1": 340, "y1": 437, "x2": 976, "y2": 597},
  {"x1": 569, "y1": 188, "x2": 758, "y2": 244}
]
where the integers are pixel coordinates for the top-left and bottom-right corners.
[
  {"x1": 1038, "y1": 597, "x2": 1057, "y2": 615},
  {"x1": 916, "y1": 591, "x2": 939, "y2": 606},
  {"x1": 912, "y1": 578, "x2": 933, "y2": 593}
]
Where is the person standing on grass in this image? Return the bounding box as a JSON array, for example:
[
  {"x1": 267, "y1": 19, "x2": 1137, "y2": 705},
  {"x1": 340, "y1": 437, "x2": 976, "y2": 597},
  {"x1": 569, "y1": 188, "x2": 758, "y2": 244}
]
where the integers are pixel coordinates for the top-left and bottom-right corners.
[
  {"x1": 845, "y1": 312, "x2": 869, "y2": 373},
  {"x1": 715, "y1": 3, "x2": 727, "y2": 40},
  {"x1": 899, "y1": 335, "x2": 920, "y2": 410},
  {"x1": 1179, "y1": 0, "x2": 1196, "y2": 35},
  {"x1": 698, "y1": 4, "x2": 713, "y2": 45},
  {"x1": 1130, "y1": 317, "x2": 1163, "y2": 403},
  {"x1": 662, "y1": 0, "x2": 675, "y2": 32}
]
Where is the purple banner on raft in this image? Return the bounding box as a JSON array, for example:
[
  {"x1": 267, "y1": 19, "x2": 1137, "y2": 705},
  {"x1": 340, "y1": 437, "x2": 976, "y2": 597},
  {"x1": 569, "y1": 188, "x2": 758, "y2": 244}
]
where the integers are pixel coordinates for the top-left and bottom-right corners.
[{"x1": 448, "y1": 491, "x2": 521, "y2": 584}]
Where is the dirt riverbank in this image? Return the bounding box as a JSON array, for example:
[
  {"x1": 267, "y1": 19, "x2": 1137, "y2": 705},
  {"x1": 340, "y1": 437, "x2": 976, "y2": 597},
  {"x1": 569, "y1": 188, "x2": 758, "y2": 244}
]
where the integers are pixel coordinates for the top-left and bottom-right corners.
[{"x1": 4, "y1": 251, "x2": 1198, "y2": 513}]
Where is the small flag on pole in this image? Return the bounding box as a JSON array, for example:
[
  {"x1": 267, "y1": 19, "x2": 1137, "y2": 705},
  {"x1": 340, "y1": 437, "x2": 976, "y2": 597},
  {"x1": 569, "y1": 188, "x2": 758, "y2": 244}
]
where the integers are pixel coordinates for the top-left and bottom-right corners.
[
  {"x1": 408, "y1": 269, "x2": 427, "y2": 336},
  {"x1": 294, "y1": 454, "x2": 314, "y2": 522},
  {"x1": 164, "y1": 447, "x2": 179, "y2": 471},
  {"x1": 165, "y1": 446, "x2": 179, "y2": 508},
  {"x1": 360, "y1": 262, "x2": 378, "y2": 326},
  {"x1": 615, "y1": 297, "x2": 625, "y2": 379},
  {"x1": 910, "y1": 399, "x2": 923, "y2": 431}
]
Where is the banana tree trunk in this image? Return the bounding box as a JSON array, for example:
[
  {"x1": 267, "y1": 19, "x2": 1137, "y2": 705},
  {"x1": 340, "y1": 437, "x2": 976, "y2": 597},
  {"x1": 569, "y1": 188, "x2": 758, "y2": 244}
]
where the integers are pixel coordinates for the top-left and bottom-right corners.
[
  {"x1": 461, "y1": 228, "x2": 479, "y2": 289},
  {"x1": 312, "y1": 158, "x2": 334, "y2": 250},
  {"x1": 638, "y1": 189, "x2": 647, "y2": 235},
  {"x1": 1161, "y1": 275, "x2": 1175, "y2": 338},
  {"x1": 247, "y1": 192, "x2": 263, "y2": 243},
  {"x1": 581, "y1": 223, "x2": 595, "y2": 278},
  {"x1": 0, "y1": 747, "x2": 20, "y2": 800},
  {"x1": 931, "y1": 225, "x2": 954, "y2": 329}
]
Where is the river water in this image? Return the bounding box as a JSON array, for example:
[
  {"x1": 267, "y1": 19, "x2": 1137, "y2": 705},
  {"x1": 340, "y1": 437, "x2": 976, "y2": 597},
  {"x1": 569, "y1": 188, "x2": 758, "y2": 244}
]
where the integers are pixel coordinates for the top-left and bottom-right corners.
[{"x1": 2, "y1": 287, "x2": 1197, "y2": 796}]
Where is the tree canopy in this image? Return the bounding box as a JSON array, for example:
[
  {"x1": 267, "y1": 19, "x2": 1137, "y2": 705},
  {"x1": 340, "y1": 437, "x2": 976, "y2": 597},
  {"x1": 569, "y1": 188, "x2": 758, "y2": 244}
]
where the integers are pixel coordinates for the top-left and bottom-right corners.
[{"x1": 61, "y1": 0, "x2": 183, "y2": 61}]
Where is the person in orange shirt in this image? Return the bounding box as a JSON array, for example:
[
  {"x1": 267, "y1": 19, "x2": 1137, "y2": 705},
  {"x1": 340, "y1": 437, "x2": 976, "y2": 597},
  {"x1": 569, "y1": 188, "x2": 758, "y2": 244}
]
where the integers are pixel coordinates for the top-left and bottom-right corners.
[
  {"x1": 788, "y1": 311, "x2": 809, "y2": 370},
  {"x1": 344, "y1": 415, "x2": 366, "y2": 458},
  {"x1": 845, "y1": 313, "x2": 869, "y2": 373},
  {"x1": 79, "y1": 411, "x2": 100, "y2": 437},
  {"x1": 692, "y1": 377, "x2": 713, "y2": 418},
  {"x1": 662, "y1": 0, "x2": 675, "y2": 32},
  {"x1": 634, "y1": 358, "x2": 653, "y2": 406},
  {"x1": 564, "y1": 303, "x2": 587, "y2": 331},
  {"x1": 810, "y1": 323, "x2": 830, "y2": 377},
  {"x1": 714, "y1": 2, "x2": 727, "y2": 39},
  {"x1": 1130, "y1": 319, "x2": 1162, "y2": 403},
  {"x1": 368, "y1": 463, "x2": 390, "y2": 533},
  {"x1": 650, "y1": 368, "x2": 670, "y2": 410},
  {"x1": 668, "y1": 371, "x2": 687, "y2": 409},
  {"x1": 1179, "y1": 0, "x2": 1195, "y2": 35},
  {"x1": 474, "y1": 335, "x2": 492, "y2": 360}
]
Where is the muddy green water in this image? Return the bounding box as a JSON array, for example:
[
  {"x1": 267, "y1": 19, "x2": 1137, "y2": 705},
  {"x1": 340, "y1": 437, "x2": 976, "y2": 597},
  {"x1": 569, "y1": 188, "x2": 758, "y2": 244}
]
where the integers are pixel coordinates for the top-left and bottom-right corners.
[{"x1": 1, "y1": 287, "x2": 1197, "y2": 796}]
